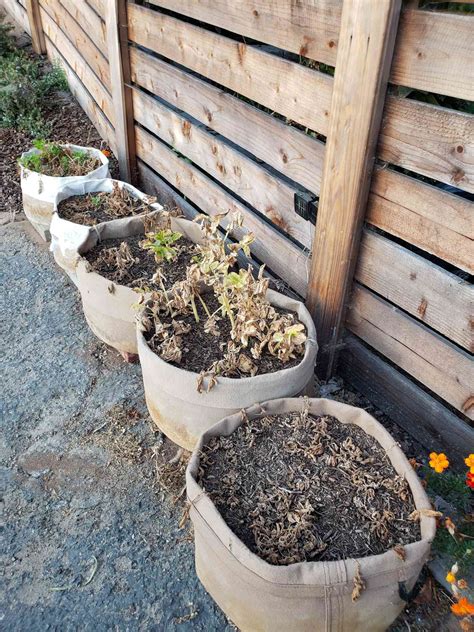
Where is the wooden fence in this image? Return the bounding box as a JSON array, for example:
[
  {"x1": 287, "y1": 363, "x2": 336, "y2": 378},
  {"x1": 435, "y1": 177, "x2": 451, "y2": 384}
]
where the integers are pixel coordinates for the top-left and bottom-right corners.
[{"x1": 2, "y1": 0, "x2": 473, "y2": 465}]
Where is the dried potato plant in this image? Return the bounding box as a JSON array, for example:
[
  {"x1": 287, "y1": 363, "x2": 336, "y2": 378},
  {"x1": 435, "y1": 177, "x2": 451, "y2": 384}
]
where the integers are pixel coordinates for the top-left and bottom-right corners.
[
  {"x1": 197, "y1": 405, "x2": 420, "y2": 565},
  {"x1": 138, "y1": 212, "x2": 308, "y2": 389}
]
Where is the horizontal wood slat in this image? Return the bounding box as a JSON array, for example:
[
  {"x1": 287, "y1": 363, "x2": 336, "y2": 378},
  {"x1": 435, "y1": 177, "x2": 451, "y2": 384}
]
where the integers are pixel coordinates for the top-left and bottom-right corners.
[
  {"x1": 55, "y1": 0, "x2": 106, "y2": 52},
  {"x1": 355, "y1": 230, "x2": 473, "y2": 351},
  {"x1": 1, "y1": 0, "x2": 30, "y2": 33},
  {"x1": 133, "y1": 89, "x2": 314, "y2": 248},
  {"x1": 339, "y1": 336, "x2": 473, "y2": 469},
  {"x1": 391, "y1": 9, "x2": 474, "y2": 101},
  {"x1": 380, "y1": 97, "x2": 474, "y2": 194},
  {"x1": 135, "y1": 127, "x2": 310, "y2": 296},
  {"x1": 129, "y1": 48, "x2": 325, "y2": 195},
  {"x1": 44, "y1": 36, "x2": 116, "y2": 152},
  {"x1": 39, "y1": 0, "x2": 111, "y2": 90},
  {"x1": 368, "y1": 168, "x2": 474, "y2": 274},
  {"x1": 127, "y1": 3, "x2": 333, "y2": 135},
  {"x1": 85, "y1": 0, "x2": 104, "y2": 19},
  {"x1": 347, "y1": 285, "x2": 474, "y2": 417},
  {"x1": 146, "y1": 0, "x2": 342, "y2": 67},
  {"x1": 40, "y1": 8, "x2": 114, "y2": 124}
]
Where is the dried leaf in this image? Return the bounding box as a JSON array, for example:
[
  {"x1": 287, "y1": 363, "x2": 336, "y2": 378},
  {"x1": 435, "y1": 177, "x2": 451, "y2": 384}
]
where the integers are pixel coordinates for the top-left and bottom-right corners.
[
  {"x1": 393, "y1": 544, "x2": 406, "y2": 561},
  {"x1": 409, "y1": 509, "x2": 442, "y2": 522},
  {"x1": 352, "y1": 563, "x2": 365, "y2": 602}
]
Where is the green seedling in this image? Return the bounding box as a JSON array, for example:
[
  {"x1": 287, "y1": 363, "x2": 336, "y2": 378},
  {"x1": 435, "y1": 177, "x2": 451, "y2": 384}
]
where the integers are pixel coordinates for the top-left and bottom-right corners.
[{"x1": 143, "y1": 229, "x2": 183, "y2": 262}]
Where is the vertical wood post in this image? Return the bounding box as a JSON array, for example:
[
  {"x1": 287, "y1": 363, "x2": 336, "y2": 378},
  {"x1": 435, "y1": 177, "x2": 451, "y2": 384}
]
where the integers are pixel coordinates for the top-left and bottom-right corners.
[
  {"x1": 105, "y1": 0, "x2": 137, "y2": 183},
  {"x1": 306, "y1": 0, "x2": 402, "y2": 379},
  {"x1": 25, "y1": 0, "x2": 46, "y2": 54}
]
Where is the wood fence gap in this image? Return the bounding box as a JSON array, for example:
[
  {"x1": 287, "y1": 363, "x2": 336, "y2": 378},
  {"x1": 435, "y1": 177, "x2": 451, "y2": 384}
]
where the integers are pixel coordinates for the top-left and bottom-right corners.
[
  {"x1": 306, "y1": 0, "x2": 402, "y2": 380},
  {"x1": 105, "y1": 0, "x2": 137, "y2": 183},
  {"x1": 25, "y1": 0, "x2": 46, "y2": 54}
]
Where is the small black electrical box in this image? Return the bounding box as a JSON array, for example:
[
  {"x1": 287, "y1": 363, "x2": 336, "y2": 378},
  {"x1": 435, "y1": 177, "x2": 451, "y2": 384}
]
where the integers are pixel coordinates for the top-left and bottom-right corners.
[{"x1": 294, "y1": 191, "x2": 318, "y2": 225}]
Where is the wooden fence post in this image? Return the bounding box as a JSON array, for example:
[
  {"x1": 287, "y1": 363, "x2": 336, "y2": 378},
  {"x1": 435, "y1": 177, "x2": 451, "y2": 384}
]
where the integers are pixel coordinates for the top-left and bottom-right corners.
[
  {"x1": 25, "y1": 0, "x2": 46, "y2": 54},
  {"x1": 105, "y1": 0, "x2": 137, "y2": 183},
  {"x1": 306, "y1": 0, "x2": 402, "y2": 379}
]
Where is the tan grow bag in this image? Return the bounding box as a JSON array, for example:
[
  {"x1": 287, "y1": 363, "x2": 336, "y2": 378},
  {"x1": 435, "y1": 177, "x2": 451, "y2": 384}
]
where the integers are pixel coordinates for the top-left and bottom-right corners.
[
  {"x1": 186, "y1": 397, "x2": 436, "y2": 632},
  {"x1": 50, "y1": 179, "x2": 162, "y2": 286},
  {"x1": 137, "y1": 292, "x2": 318, "y2": 450},
  {"x1": 76, "y1": 216, "x2": 204, "y2": 355},
  {"x1": 20, "y1": 144, "x2": 109, "y2": 241}
]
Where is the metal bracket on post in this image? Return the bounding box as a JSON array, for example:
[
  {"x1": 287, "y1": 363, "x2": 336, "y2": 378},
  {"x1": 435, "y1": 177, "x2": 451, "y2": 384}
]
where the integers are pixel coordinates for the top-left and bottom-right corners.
[{"x1": 294, "y1": 191, "x2": 318, "y2": 225}]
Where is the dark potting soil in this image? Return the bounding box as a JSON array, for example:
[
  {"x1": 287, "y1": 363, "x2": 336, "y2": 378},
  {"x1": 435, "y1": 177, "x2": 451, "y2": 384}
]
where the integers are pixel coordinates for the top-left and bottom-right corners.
[
  {"x1": 84, "y1": 234, "x2": 196, "y2": 290},
  {"x1": 198, "y1": 410, "x2": 421, "y2": 565},
  {"x1": 144, "y1": 293, "x2": 302, "y2": 376},
  {"x1": 57, "y1": 188, "x2": 152, "y2": 226}
]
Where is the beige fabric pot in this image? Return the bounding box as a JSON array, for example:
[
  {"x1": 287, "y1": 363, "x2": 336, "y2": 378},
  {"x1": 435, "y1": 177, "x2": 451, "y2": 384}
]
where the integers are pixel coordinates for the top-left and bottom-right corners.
[
  {"x1": 76, "y1": 217, "x2": 204, "y2": 355},
  {"x1": 186, "y1": 397, "x2": 436, "y2": 632},
  {"x1": 20, "y1": 144, "x2": 109, "y2": 241},
  {"x1": 137, "y1": 291, "x2": 318, "y2": 450},
  {"x1": 50, "y1": 179, "x2": 162, "y2": 286}
]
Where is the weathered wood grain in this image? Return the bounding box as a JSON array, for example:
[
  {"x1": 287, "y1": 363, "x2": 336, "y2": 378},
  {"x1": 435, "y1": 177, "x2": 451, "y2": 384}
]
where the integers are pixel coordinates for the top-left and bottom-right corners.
[
  {"x1": 86, "y1": 0, "x2": 104, "y2": 18},
  {"x1": 306, "y1": 0, "x2": 401, "y2": 377},
  {"x1": 25, "y1": 0, "x2": 46, "y2": 53},
  {"x1": 1, "y1": 0, "x2": 30, "y2": 33},
  {"x1": 391, "y1": 8, "x2": 474, "y2": 101},
  {"x1": 39, "y1": 0, "x2": 111, "y2": 90},
  {"x1": 380, "y1": 96, "x2": 474, "y2": 194},
  {"x1": 147, "y1": 0, "x2": 342, "y2": 67},
  {"x1": 43, "y1": 35, "x2": 116, "y2": 152},
  {"x1": 127, "y1": 3, "x2": 333, "y2": 135},
  {"x1": 347, "y1": 285, "x2": 474, "y2": 417},
  {"x1": 105, "y1": 0, "x2": 136, "y2": 181},
  {"x1": 368, "y1": 168, "x2": 474, "y2": 274},
  {"x1": 40, "y1": 7, "x2": 113, "y2": 123},
  {"x1": 133, "y1": 89, "x2": 314, "y2": 248},
  {"x1": 129, "y1": 47, "x2": 325, "y2": 195},
  {"x1": 355, "y1": 230, "x2": 473, "y2": 351},
  {"x1": 135, "y1": 126, "x2": 310, "y2": 296},
  {"x1": 339, "y1": 336, "x2": 473, "y2": 469},
  {"x1": 56, "y1": 0, "x2": 106, "y2": 52}
]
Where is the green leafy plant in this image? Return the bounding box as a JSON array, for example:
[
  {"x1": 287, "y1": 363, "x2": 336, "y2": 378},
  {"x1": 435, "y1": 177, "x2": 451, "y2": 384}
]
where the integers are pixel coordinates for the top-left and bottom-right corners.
[
  {"x1": 18, "y1": 141, "x2": 100, "y2": 176},
  {"x1": 142, "y1": 229, "x2": 183, "y2": 262},
  {"x1": 0, "y1": 17, "x2": 67, "y2": 135}
]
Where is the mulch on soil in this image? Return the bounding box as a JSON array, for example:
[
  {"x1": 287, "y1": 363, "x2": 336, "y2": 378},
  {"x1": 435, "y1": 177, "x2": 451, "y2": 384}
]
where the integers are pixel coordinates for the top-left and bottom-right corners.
[
  {"x1": 1, "y1": 90, "x2": 118, "y2": 220},
  {"x1": 198, "y1": 408, "x2": 420, "y2": 565},
  {"x1": 144, "y1": 293, "x2": 302, "y2": 376},
  {"x1": 57, "y1": 185, "x2": 152, "y2": 226},
  {"x1": 85, "y1": 234, "x2": 196, "y2": 290}
]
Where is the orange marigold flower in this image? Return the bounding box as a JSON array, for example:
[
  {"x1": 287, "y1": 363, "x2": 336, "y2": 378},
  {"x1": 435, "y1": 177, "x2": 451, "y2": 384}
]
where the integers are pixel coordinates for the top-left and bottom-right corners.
[
  {"x1": 429, "y1": 452, "x2": 449, "y2": 473},
  {"x1": 465, "y1": 454, "x2": 474, "y2": 474},
  {"x1": 466, "y1": 472, "x2": 474, "y2": 489},
  {"x1": 451, "y1": 597, "x2": 474, "y2": 617},
  {"x1": 101, "y1": 149, "x2": 111, "y2": 158},
  {"x1": 446, "y1": 572, "x2": 456, "y2": 584}
]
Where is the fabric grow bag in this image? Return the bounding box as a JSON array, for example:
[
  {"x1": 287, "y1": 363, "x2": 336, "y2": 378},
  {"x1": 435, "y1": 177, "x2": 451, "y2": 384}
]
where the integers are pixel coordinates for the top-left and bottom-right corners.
[
  {"x1": 20, "y1": 144, "x2": 109, "y2": 241},
  {"x1": 137, "y1": 291, "x2": 318, "y2": 450},
  {"x1": 186, "y1": 397, "x2": 436, "y2": 632},
  {"x1": 50, "y1": 178, "x2": 162, "y2": 285},
  {"x1": 75, "y1": 216, "x2": 204, "y2": 355}
]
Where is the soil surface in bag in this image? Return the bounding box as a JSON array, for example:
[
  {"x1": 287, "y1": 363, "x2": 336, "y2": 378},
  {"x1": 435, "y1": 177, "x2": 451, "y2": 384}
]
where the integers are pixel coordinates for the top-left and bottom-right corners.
[
  {"x1": 198, "y1": 408, "x2": 421, "y2": 565},
  {"x1": 85, "y1": 234, "x2": 196, "y2": 291},
  {"x1": 144, "y1": 293, "x2": 302, "y2": 376},
  {"x1": 21, "y1": 144, "x2": 101, "y2": 177},
  {"x1": 57, "y1": 185, "x2": 154, "y2": 226}
]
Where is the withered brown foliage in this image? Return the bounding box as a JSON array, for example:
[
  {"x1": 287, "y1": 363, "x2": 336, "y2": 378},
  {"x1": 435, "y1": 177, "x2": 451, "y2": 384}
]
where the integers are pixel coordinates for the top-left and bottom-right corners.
[
  {"x1": 139, "y1": 213, "x2": 308, "y2": 388},
  {"x1": 198, "y1": 408, "x2": 420, "y2": 565},
  {"x1": 58, "y1": 182, "x2": 156, "y2": 226}
]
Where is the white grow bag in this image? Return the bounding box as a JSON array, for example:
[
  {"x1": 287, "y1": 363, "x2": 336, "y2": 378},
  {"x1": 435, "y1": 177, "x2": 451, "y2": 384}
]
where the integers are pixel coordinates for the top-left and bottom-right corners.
[
  {"x1": 50, "y1": 178, "x2": 162, "y2": 285},
  {"x1": 20, "y1": 143, "x2": 109, "y2": 241}
]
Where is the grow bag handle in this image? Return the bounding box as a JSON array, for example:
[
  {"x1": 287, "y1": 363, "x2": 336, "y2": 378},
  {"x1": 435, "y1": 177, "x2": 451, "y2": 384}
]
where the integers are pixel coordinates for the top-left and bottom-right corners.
[{"x1": 398, "y1": 566, "x2": 428, "y2": 602}]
